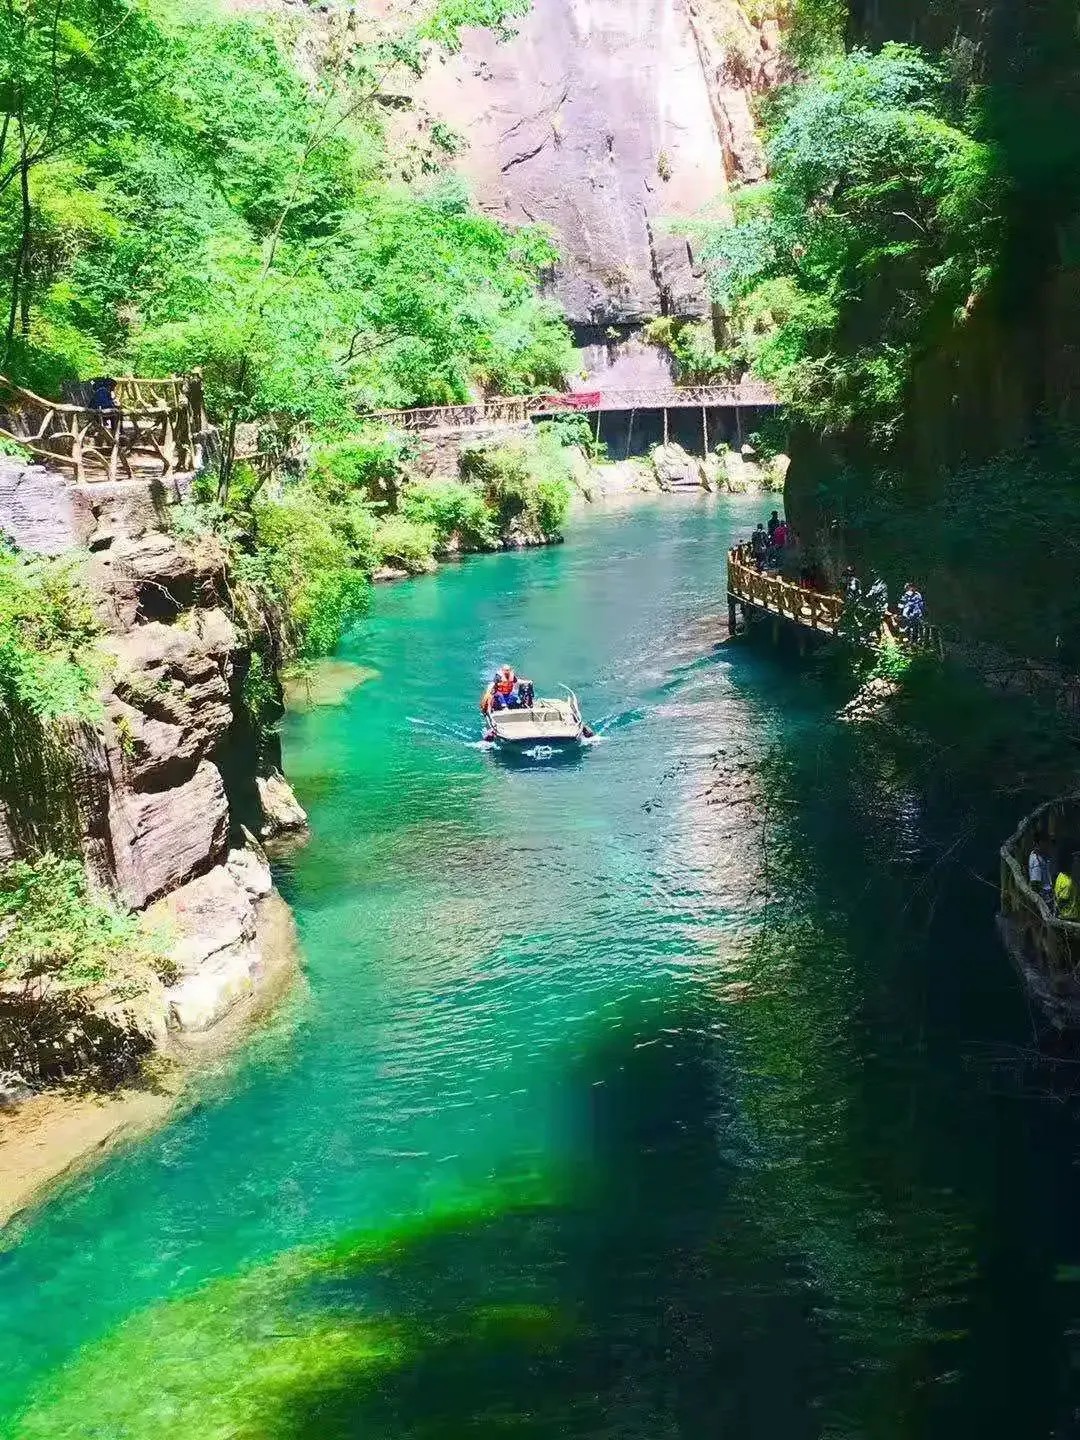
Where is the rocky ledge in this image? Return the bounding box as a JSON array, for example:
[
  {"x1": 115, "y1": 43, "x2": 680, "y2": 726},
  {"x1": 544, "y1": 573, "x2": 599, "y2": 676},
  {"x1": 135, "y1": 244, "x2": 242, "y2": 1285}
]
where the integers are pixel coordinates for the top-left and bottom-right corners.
[{"x1": 0, "y1": 459, "x2": 310, "y2": 1079}]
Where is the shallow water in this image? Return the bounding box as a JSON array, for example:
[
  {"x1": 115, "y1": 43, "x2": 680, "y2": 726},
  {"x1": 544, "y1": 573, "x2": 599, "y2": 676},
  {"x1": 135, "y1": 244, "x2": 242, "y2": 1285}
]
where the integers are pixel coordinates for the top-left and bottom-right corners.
[{"x1": 4, "y1": 498, "x2": 1080, "y2": 1437}]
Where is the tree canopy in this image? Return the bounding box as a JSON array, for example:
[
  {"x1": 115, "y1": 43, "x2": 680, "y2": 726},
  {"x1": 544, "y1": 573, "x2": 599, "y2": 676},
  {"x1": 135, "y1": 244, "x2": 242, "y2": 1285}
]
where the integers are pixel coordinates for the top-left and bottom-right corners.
[
  {"x1": 697, "y1": 43, "x2": 1001, "y2": 447},
  {"x1": 0, "y1": 0, "x2": 572, "y2": 421}
]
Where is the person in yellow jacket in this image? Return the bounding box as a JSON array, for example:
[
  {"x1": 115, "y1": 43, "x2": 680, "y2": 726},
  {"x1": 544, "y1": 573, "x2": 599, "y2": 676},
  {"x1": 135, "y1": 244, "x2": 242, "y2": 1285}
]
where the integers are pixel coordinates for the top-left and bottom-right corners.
[{"x1": 1055, "y1": 854, "x2": 1080, "y2": 920}]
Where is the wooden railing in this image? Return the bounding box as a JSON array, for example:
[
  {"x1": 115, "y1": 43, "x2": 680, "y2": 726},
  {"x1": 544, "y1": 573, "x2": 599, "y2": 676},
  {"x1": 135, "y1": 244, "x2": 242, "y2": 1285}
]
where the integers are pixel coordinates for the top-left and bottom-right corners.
[
  {"x1": 999, "y1": 796, "x2": 1080, "y2": 1018},
  {"x1": 0, "y1": 372, "x2": 205, "y2": 484},
  {"x1": 369, "y1": 382, "x2": 778, "y2": 434},
  {"x1": 727, "y1": 544, "x2": 845, "y2": 634}
]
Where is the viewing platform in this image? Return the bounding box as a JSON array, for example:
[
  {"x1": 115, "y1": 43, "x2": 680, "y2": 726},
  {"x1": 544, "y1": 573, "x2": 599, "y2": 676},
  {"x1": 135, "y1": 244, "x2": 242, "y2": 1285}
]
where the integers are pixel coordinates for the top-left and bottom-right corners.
[
  {"x1": 726, "y1": 543, "x2": 844, "y2": 638},
  {"x1": 0, "y1": 373, "x2": 205, "y2": 484}
]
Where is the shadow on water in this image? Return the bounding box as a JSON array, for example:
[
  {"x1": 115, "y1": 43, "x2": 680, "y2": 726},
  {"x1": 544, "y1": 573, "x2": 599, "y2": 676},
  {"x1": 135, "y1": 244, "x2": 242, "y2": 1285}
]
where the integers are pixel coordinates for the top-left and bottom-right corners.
[
  {"x1": 272, "y1": 1018, "x2": 834, "y2": 1440},
  {"x1": 14, "y1": 1015, "x2": 836, "y2": 1440}
]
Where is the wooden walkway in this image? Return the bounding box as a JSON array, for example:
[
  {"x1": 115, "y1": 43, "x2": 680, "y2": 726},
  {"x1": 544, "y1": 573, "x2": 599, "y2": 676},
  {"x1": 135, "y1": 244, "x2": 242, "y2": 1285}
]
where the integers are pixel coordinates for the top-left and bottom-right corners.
[
  {"x1": 726, "y1": 544, "x2": 844, "y2": 637},
  {"x1": 368, "y1": 382, "x2": 778, "y2": 434},
  {"x1": 0, "y1": 373, "x2": 205, "y2": 483}
]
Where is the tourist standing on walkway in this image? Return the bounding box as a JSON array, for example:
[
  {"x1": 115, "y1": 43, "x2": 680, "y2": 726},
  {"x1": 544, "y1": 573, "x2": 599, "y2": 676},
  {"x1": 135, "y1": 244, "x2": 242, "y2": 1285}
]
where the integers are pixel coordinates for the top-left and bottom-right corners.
[
  {"x1": 1055, "y1": 853, "x2": 1080, "y2": 920},
  {"x1": 1028, "y1": 832, "x2": 1054, "y2": 905},
  {"x1": 899, "y1": 581, "x2": 925, "y2": 645},
  {"x1": 750, "y1": 523, "x2": 768, "y2": 568},
  {"x1": 767, "y1": 510, "x2": 780, "y2": 542}
]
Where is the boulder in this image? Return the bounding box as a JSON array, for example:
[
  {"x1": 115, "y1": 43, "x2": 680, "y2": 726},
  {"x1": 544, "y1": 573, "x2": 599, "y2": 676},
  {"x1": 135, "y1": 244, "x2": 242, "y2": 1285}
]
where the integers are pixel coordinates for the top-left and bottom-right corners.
[
  {"x1": 102, "y1": 611, "x2": 237, "y2": 788},
  {"x1": 0, "y1": 1070, "x2": 35, "y2": 1108},
  {"x1": 651, "y1": 443, "x2": 703, "y2": 491},
  {"x1": 146, "y1": 864, "x2": 255, "y2": 977},
  {"x1": 226, "y1": 840, "x2": 274, "y2": 901},
  {"x1": 109, "y1": 760, "x2": 229, "y2": 909},
  {"x1": 722, "y1": 449, "x2": 749, "y2": 493},
  {"x1": 701, "y1": 455, "x2": 723, "y2": 493},
  {"x1": 0, "y1": 459, "x2": 82, "y2": 556},
  {"x1": 88, "y1": 531, "x2": 226, "y2": 628},
  {"x1": 256, "y1": 770, "x2": 308, "y2": 839},
  {"x1": 164, "y1": 950, "x2": 261, "y2": 1034}
]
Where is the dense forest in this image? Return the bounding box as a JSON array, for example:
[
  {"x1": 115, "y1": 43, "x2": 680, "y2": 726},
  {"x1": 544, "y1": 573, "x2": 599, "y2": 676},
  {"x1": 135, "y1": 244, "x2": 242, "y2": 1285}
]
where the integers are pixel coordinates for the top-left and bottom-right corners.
[{"x1": 0, "y1": 0, "x2": 579, "y2": 684}]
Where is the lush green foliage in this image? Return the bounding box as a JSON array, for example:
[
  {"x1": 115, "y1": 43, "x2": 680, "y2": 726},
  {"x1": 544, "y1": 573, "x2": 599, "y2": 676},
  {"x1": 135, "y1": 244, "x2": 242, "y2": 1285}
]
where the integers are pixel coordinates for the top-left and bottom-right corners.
[
  {"x1": 0, "y1": 854, "x2": 148, "y2": 986},
  {"x1": 0, "y1": 548, "x2": 100, "y2": 720},
  {"x1": 642, "y1": 317, "x2": 733, "y2": 385},
  {"x1": 459, "y1": 430, "x2": 574, "y2": 541},
  {"x1": 698, "y1": 44, "x2": 1002, "y2": 446},
  {"x1": 0, "y1": 0, "x2": 572, "y2": 435},
  {"x1": 534, "y1": 412, "x2": 608, "y2": 463},
  {"x1": 401, "y1": 478, "x2": 497, "y2": 551}
]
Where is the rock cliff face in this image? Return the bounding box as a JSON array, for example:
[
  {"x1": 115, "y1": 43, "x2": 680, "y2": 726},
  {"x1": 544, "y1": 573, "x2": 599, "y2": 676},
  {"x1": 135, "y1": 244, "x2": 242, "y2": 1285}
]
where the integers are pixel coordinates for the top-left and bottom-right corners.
[
  {"x1": 418, "y1": 0, "x2": 772, "y2": 332},
  {"x1": 0, "y1": 459, "x2": 307, "y2": 1044}
]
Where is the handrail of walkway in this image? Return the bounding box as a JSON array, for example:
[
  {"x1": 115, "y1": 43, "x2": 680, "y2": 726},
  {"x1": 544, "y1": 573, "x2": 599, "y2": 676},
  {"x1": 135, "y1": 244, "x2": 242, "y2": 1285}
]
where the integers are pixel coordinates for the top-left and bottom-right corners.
[
  {"x1": 727, "y1": 544, "x2": 845, "y2": 635},
  {"x1": 366, "y1": 382, "x2": 778, "y2": 433},
  {"x1": 0, "y1": 372, "x2": 204, "y2": 484},
  {"x1": 727, "y1": 544, "x2": 946, "y2": 657}
]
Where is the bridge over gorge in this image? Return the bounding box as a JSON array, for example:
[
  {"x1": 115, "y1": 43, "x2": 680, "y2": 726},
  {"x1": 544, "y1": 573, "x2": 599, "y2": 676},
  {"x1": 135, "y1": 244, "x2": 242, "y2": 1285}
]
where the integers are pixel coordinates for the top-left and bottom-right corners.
[{"x1": 368, "y1": 382, "x2": 779, "y2": 454}]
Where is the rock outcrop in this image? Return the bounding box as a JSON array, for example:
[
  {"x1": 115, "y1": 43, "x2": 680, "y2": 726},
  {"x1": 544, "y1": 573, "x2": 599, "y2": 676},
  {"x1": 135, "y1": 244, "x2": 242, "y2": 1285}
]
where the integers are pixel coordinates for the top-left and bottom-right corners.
[
  {"x1": 416, "y1": 0, "x2": 777, "y2": 334},
  {"x1": 0, "y1": 463, "x2": 309, "y2": 1049},
  {"x1": 418, "y1": 0, "x2": 731, "y2": 327}
]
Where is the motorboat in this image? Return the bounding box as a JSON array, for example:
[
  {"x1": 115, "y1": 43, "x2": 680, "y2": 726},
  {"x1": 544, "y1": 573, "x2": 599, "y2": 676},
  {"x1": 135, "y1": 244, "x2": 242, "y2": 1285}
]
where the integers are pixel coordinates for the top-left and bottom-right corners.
[{"x1": 482, "y1": 688, "x2": 590, "y2": 754}]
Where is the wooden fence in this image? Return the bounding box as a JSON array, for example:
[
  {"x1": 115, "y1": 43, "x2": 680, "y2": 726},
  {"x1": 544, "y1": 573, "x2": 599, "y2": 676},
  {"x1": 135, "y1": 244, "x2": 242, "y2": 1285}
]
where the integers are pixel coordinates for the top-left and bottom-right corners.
[
  {"x1": 727, "y1": 544, "x2": 845, "y2": 635},
  {"x1": 0, "y1": 372, "x2": 205, "y2": 484},
  {"x1": 998, "y1": 795, "x2": 1080, "y2": 1020}
]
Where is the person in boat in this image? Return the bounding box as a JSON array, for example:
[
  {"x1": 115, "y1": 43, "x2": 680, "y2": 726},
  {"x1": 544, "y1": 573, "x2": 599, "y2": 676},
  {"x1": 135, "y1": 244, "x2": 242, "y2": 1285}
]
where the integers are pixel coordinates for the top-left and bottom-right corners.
[{"x1": 481, "y1": 665, "x2": 535, "y2": 713}]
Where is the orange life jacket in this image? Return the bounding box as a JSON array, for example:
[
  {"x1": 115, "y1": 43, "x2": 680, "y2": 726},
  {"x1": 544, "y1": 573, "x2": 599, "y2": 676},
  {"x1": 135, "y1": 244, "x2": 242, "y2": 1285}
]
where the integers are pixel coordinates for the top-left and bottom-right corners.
[{"x1": 494, "y1": 673, "x2": 517, "y2": 696}]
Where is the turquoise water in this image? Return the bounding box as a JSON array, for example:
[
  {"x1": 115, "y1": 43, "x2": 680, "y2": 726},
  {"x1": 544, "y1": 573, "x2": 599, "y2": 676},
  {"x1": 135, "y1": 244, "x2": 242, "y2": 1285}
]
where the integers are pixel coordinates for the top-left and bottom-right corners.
[{"x1": 3, "y1": 498, "x2": 1080, "y2": 1437}]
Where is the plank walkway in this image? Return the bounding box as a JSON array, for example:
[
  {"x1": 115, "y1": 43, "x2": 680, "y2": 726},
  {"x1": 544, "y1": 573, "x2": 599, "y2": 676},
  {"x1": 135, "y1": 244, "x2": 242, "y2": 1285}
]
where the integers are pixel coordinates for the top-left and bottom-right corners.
[
  {"x1": 368, "y1": 383, "x2": 777, "y2": 434},
  {"x1": 726, "y1": 544, "x2": 844, "y2": 636}
]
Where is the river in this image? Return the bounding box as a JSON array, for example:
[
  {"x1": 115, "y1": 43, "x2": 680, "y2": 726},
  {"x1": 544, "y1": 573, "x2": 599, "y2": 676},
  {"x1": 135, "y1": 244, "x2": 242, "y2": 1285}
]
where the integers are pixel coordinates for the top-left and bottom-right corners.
[{"x1": 3, "y1": 497, "x2": 1080, "y2": 1437}]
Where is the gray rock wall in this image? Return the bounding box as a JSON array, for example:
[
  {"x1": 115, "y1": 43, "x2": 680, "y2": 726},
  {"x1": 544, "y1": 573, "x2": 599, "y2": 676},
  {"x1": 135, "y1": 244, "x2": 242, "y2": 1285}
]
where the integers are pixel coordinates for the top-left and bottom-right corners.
[
  {"x1": 419, "y1": 0, "x2": 731, "y2": 326},
  {"x1": 1, "y1": 463, "x2": 309, "y2": 1040},
  {"x1": 416, "y1": 0, "x2": 777, "y2": 334}
]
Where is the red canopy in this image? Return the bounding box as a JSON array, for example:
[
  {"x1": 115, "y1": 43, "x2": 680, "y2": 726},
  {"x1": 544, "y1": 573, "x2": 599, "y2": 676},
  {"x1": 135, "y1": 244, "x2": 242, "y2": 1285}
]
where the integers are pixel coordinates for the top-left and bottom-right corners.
[{"x1": 540, "y1": 391, "x2": 602, "y2": 411}]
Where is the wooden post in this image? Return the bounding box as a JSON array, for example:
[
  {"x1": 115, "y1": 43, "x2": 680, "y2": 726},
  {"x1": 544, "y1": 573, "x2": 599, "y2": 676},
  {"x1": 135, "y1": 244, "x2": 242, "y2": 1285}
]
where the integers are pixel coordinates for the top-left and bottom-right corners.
[
  {"x1": 626, "y1": 407, "x2": 635, "y2": 461},
  {"x1": 728, "y1": 596, "x2": 738, "y2": 635},
  {"x1": 663, "y1": 408, "x2": 669, "y2": 447},
  {"x1": 702, "y1": 406, "x2": 708, "y2": 456}
]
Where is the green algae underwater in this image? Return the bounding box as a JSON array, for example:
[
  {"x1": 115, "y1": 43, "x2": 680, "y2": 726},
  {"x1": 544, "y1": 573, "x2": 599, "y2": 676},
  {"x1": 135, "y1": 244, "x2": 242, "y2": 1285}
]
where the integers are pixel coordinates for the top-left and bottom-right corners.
[{"x1": 7, "y1": 500, "x2": 1080, "y2": 1439}]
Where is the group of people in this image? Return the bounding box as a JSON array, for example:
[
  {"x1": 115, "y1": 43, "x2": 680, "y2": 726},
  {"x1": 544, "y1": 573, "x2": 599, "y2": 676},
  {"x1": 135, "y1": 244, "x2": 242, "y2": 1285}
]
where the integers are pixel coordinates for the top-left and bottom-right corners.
[
  {"x1": 480, "y1": 664, "x2": 535, "y2": 714},
  {"x1": 842, "y1": 568, "x2": 927, "y2": 645},
  {"x1": 1028, "y1": 833, "x2": 1080, "y2": 920},
  {"x1": 749, "y1": 510, "x2": 799, "y2": 573},
  {"x1": 743, "y1": 515, "x2": 928, "y2": 646}
]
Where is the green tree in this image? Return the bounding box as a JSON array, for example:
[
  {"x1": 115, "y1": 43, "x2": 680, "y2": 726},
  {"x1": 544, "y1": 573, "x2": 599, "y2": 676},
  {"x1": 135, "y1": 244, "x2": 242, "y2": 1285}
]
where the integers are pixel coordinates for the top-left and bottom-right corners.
[{"x1": 698, "y1": 44, "x2": 1002, "y2": 446}]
